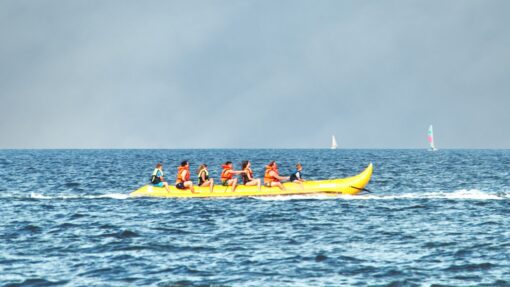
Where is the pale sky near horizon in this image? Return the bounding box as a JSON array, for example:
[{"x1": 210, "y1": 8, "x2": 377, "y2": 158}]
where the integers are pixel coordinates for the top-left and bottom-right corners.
[{"x1": 1, "y1": 0, "x2": 509, "y2": 149}]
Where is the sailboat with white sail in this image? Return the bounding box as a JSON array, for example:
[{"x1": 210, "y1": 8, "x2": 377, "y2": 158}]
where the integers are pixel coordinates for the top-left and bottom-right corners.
[
  {"x1": 428, "y1": 125, "x2": 437, "y2": 151},
  {"x1": 331, "y1": 135, "x2": 338, "y2": 150}
]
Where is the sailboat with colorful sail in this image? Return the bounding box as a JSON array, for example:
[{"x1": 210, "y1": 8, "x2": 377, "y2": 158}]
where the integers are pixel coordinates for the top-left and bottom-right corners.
[
  {"x1": 428, "y1": 125, "x2": 437, "y2": 151},
  {"x1": 331, "y1": 135, "x2": 338, "y2": 150}
]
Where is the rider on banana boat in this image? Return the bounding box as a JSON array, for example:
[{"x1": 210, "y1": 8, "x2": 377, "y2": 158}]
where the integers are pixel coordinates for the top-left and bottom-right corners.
[
  {"x1": 176, "y1": 160, "x2": 196, "y2": 193},
  {"x1": 197, "y1": 164, "x2": 214, "y2": 193},
  {"x1": 264, "y1": 161, "x2": 290, "y2": 191},
  {"x1": 241, "y1": 160, "x2": 261, "y2": 192},
  {"x1": 289, "y1": 163, "x2": 305, "y2": 189},
  {"x1": 220, "y1": 161, "x2": 245, "y2": 192},
  {"x1": 289, "y1": 163, "x2": 305, "y2": 183},
  {"x1": 151, "y1": 163, "x2": 170, "y2": 192}
]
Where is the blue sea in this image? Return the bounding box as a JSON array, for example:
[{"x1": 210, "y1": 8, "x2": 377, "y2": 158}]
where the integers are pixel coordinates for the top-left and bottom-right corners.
[{"x1": 1, "y1": 149, "x2": 510, "y2": 286}]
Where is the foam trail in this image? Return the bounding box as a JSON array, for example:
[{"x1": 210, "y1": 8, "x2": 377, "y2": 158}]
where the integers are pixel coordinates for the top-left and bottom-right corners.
[
  {"x1": 255, "y1": 194, "x2": 337, "y2": 201},
  {"x1": 29, "y1": 192, "x2": 52, "y2": 199},
  {"x1": 94, "y1": 193, "x2": 130, "y2": 200},
  {"x1": 27, "y1": 193, "x2": 130, "y2": 200},
  {"x1": 345, "y1": 189, "x2": 506, "y2": 200},
  {"x1": 21, "y1": 190, "x2": 510, "y2": 201},
  {"x1": 444, "y1": 189, "x2": 502, "y2": 200}
]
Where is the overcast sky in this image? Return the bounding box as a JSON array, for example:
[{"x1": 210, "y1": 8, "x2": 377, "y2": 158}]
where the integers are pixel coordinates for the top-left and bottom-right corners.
[{"x1": 1, "y1": 0, "x2": 509, "y2": 149}]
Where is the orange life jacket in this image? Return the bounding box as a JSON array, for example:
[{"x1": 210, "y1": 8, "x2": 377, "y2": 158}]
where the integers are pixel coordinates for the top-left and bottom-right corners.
[
  {"x1": 176, "y1": 166, "x2": 190, "y2": 183},
  {"x1": 264, "y1": 165, "x2": 279, "y2": 184},
  {"x1": 221, "y1": 165, "x2": 233, "y2": 181}
]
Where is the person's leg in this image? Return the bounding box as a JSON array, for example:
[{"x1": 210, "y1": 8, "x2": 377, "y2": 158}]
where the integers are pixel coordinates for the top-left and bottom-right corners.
[
  {"x1": 184, "y1": 181, "x2": 195, "y2": 193},
  {"x1": 272, "y1": 181, "x2": 285, "y2": 191},
  {"x1": 209, "y1": 178, "x2": 214, "y2": 192},
  {"x1": 226, "y1": 178, "x2": 238, "y2": 191},
  {"x1": 246, "y1": 179, "x2": 262, "y2": 192},
  {"x1": 222, "y1": 180, "x2": 230, "y2": 192},
  {"x1": 245, "y1": 180, "x2": 258, "y2": 186},
  {"x1": 163, "y1": 182, "x2": 170, "y2": 192},
  {"x1": 200, "y1": 179, "x2": 214, "y2": 193}
]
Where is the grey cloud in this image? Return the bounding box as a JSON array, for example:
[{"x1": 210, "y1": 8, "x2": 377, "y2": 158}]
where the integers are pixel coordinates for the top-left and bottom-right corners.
[{"x1": 1, "y1": 0, "x2": 509, "y2": 148}]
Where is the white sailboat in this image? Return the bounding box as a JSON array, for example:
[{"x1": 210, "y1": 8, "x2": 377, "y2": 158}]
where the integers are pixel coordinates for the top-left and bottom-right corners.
[
  {"x1": 428, "y1": 125, "x2": 437, "y2": 151},
  {"x1": 331, "y1": 135, "x2": 338, "y2": 150}
]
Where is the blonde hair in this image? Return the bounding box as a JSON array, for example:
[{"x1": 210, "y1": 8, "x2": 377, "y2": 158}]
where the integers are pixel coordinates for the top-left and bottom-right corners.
[{"x1": 197, "y1": 164, "x2": 207, "y2": 174}]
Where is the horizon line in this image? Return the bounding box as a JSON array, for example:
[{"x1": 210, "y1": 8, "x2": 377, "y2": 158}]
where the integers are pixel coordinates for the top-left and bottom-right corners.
[{"x1": 1, "y1": 147, "x2": 509, "y2": 150}]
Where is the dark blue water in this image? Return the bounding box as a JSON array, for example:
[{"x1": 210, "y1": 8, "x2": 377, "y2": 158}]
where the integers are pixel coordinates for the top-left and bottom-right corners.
[{"x1": 1, "y1": 149, "x2": 510, "y2": 286}]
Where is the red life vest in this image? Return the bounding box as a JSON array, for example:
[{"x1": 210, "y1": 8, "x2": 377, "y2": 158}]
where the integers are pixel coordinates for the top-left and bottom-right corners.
[
  {"x1": 176, "y1": 166, "x2": 190, "y2": 183},
  {"x1": 264, "y1": 165, "x2": 279, "y2": 184},
  {"x1": 221, "y1": 165, "x2": 233, "y2": 181}
]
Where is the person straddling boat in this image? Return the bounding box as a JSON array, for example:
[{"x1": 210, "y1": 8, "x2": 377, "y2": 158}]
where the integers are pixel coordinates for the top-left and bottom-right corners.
[
  {"x1": 241, "y1": 160, "x2": 261, "y2": 192},
  {"x1": 264, "y1": 161, "x2": 290, "y2": 190},
  {"x1": 290, "y1": 163, "x2": 305, "y2": 183},
  {"x1": 197, "y1": 164, "x2": 214, "y2": 193},
  {"x1": 176, "y1": 160, "x2": 196, "y2": 193},
  {"x1": 151, "y1": 163, "x2": 170, "y2": 192},
  {"x1": 289, "y1": 163, "x2": 305, "y2": 189},
  {"x1": 220, "y1": 161, "x2": 244, "y2": 192}
]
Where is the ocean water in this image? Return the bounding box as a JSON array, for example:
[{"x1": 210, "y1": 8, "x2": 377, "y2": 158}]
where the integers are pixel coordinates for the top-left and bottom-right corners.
[{"x1": 1, "y1": 149, "x2": 510, "y2": 286}]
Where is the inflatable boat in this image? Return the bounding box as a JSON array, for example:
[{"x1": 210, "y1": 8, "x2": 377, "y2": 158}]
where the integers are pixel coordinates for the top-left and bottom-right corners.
[{"x1": 130, "y1": 163, "x2": 373, "y2": 198}]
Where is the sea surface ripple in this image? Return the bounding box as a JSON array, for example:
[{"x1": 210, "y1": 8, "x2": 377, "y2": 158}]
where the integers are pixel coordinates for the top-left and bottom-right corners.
[{"x1": 1, "y1": 149, "x2": 510, "y2": 286}]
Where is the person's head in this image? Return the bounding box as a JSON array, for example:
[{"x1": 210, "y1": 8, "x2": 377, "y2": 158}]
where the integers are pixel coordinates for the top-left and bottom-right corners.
[
  {"x1": 156, "y1": 163, "x2": 163, "y2": 169},
  {"x1": 197, "y1": 164, "x2": 207, "y2": 173},
  {"x1": 224, "y1": 161, "x2": 232, "y2": 167},
  {"x1": 296, "y1": 163, "x2": 302, "y2": 171},
  {"x1": 241, "y1": 160, "x2": 250, "y2": 169},
  {"x1": 267, "y1": 161, "x2": 276, "y2": 168},
  {"x1": 180, "y1": 160, "x2": 189, "y2": 167}
]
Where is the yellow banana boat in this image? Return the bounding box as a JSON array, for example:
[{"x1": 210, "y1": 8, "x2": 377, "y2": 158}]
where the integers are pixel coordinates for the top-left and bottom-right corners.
[{"x1": 130, "y1": 163, "x2": 373, "y2": 198}]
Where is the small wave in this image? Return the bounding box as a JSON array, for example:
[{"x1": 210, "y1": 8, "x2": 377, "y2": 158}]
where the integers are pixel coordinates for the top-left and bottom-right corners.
[
  {"x1": 445, "y1": 262, "x2": 495, "y2": 272},
  {"x1": 3, "y1": 278, "x2": 70, "y2": 287},
  {"x1": 21, "y1": 224, "x2": 43, "y2": 234},
  {"x1": 29, "y1": 192, "x2": 52, "y2": 199},
  {"x1": 315, "y1": 254, "x2": 328, "y2": 262},
  {"x1": 344, "y1": 189, "x2": 507, "y2": 200},
  {"x1": 64, "y1": 182, "x2": 81, "y2": 188},
  {"x1": 101, "y1": 229, "x2": 139, "y2": 239}
]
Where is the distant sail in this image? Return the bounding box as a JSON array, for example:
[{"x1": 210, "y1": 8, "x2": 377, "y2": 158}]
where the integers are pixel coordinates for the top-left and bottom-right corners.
[
  {"x1": 428, "y1": 125, "x2": 437, "y2": 151},
  {"x1": 331, "y1": 135, "x2": 338, "y2": 150}
]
